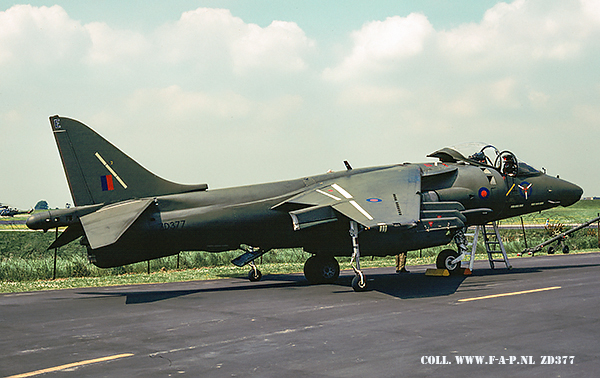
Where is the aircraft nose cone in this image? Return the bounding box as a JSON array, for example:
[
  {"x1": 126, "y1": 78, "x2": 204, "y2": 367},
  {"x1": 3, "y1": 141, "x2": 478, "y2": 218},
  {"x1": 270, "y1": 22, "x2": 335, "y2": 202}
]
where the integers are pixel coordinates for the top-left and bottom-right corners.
[{"x1": 557, "y1": 180, "x2": 583, "y2": 207}]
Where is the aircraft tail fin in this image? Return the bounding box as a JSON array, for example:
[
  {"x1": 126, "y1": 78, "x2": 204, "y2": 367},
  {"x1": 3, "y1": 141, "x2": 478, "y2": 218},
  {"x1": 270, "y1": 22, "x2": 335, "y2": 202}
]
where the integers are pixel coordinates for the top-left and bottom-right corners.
[{"x1": 50, "y1": 116, "x2": 207, "y2": 206}]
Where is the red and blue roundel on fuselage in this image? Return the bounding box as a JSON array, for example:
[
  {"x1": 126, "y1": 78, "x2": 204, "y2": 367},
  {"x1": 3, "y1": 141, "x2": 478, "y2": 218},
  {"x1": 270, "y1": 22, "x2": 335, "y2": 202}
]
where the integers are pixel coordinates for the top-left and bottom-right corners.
[{"x1": 478, "y1": 187, "x2": 490, "y2": 199}]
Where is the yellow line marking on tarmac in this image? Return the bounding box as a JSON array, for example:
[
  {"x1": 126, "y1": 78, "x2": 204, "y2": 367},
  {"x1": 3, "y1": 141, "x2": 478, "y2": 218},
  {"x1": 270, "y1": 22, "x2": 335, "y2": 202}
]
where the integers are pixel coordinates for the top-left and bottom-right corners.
[
  {"x1": 458, "y1": 286, "x2": 561, "y2": 302},
  {"x1": 6, "y1": 353, "x2": 134, "y2": 378}
]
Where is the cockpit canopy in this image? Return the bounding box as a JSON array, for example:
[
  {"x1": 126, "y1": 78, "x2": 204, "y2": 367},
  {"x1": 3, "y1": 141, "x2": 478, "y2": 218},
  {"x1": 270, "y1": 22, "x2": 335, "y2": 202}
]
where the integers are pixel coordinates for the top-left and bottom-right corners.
[{"x1": 428, "y1": 142, "x2": 542, "y2": 178}]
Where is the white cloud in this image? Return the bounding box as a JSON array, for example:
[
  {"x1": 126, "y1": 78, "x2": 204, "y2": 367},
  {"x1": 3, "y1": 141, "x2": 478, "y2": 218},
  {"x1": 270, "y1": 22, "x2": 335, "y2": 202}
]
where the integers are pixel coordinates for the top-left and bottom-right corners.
[
  {"x1": 231, "y1": 20, "x2": 314, "y2": 74},
  {"x1": 0, "y1": 5, "x2": 89, "y2": 65},
  {"x1": 125, "y1": 85, "x2": 303, "y2": 129},
  {"x1": 157, "y1": 8, "x2": 314, "y2": 74},
  {"x1": 439, "y1": 0, "x2": 600, "y2": 70},
  {"x1": 323, "y1": 13, "x2": 434, "y2": 81},
  {"x1": 84, "y1": 22, "x2": 150, "y2": 65},
  {"x1": 337, "y1": 85, "x2": 411, "y2": 105},
  {"x1": 581, "y1": 0, "x2": 600, "y2": 22},
  {"x1": 325, "y1": 0, "x2": 600, "y2": 83},
  {"x1": 0, "y1": 5, "x2": 314, "y2": 75},
  {"x1": 527, "y1": 89, "x2": 550, "y2": 107},
  {"x1": 3, "y1": 1, "x2": 600, "y2": 208},
  {"x1": 127, "y1": 85, "x2": 253, "y2": 122}
]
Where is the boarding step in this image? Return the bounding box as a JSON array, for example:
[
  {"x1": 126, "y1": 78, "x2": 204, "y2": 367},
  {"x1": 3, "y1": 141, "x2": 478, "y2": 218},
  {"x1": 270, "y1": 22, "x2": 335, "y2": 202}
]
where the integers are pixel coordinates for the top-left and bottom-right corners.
[{"x1": 465, "y1": 221, "x2": 512, "y2": 271}]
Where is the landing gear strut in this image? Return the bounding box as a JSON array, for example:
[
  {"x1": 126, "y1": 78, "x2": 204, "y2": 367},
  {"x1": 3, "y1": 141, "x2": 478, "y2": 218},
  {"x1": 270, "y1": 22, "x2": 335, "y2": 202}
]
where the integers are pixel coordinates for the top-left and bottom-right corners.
[
  {"x1": 349, "y1": 220, "x2": 367, "y2": 291},
  {"x1": 232, "y1": 245, "x2": 268, "y2": 282},
  {"x1": 248, "y1": 261, "x2": 262, "y2": 282},
  {"x1": 435, "y1": 228, "x2": 467, "y2": 274},
  {"x1": 436, "y1": 249, "x2": 461, "y2": 273}
]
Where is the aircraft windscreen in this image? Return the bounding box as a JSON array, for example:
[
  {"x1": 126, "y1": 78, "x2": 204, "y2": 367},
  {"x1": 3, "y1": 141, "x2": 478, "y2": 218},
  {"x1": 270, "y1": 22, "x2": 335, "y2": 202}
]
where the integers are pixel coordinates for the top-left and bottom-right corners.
[
  {"x1": 446, "y1": 142, "x2": 499, "y2": 166},
  {"x1": 517, "y1": 162, "x2": 542, "y2": 176},
  {"x1": 444, "y1": 143, "x2": 542, "y2": 177}
]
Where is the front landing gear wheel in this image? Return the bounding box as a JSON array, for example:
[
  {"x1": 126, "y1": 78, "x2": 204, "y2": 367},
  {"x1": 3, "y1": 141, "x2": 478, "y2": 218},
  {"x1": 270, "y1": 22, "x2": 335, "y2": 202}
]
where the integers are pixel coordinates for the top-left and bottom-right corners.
[
  {"x1": 304, "y1": 256, "x2": 340, "y2": 284},
  {"x1": 248, "y1": 267, "x2": 262, "y2": 282},
  {"x1": 351, "y1": 274, "x2": 367, "y2": 292},
  {"x1": 436, "y1": 249, "x2": 462, "y2": 275}
]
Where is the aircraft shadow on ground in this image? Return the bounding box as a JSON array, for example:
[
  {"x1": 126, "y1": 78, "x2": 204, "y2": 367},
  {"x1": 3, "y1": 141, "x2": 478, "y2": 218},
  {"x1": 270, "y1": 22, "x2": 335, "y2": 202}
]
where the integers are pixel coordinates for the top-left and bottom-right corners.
[
  {"x1": 334, "y1": 272, "x2": 467, "y2": 299},
  {"x1": 78, "y1": 271, "x2": 467, "y2": 304},
  {"x1": 78, "y1": 261, "x2": 600, "y2": 304},
  {"x1": 80, "y1": 274, "x2": 307, "y2": 304}
]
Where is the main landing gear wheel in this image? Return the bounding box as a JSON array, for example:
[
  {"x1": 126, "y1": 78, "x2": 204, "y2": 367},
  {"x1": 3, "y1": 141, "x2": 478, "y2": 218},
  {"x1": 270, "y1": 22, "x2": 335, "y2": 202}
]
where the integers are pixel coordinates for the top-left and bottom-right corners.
[
  {"x1": 304, "y1": 255, "x2": 340, "y2": 284},
  {"x1": 436, "y1": 249, "x2": 462, "y2": 275}
]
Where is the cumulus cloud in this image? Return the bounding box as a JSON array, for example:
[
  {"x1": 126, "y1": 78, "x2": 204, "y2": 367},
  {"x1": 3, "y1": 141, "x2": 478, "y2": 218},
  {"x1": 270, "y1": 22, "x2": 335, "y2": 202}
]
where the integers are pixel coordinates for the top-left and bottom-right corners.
[
  {"x1": 156, "y1": 8, "x2": 314, "y2": 74},
  {"x1": 323, "y1": 0, "x2": 600, "y2": 132},
  {"x1": 3, "y1": 1, "x2": 600, "y2": 208},
  {"x1": 0, "y1": 5, "x2": 315, "y2": 74},
  {"x1": 231, "y1": 20, "x2": 314, "y2": 74},
  {"x1": 326, "y1": 0, "x2": 600, "y2": 82},
  {"x1": 438, "y1": 0, "x2": 598, "y2": 70},
  {"x1": 0, "y1": 4, "x2": 89, "y2": 65},
  {"x1": 84, "y1": 22, "x2": 150, "y2": 65},
  {"x1": 323, "y1": 13, "x2": 434, "y2": 81}
]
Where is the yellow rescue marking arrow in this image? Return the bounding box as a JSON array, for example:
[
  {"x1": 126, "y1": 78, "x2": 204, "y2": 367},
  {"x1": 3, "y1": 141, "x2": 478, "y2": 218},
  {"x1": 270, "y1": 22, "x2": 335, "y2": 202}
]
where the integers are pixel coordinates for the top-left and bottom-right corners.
[
  {"x1": 458, "y1": 286, "x2": 561, "y2": 302},
  {"x1": 6, "y1": 353, "x2": 134, "y2": 378},
  {"x1": 506, "y1": 183, "x2": 516, "y2": 196}
]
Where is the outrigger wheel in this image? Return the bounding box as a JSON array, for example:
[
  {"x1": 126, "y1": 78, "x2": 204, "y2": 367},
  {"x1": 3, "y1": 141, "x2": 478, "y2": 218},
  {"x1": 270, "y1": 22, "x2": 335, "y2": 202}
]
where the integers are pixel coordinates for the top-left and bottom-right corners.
[
  {"x1": 248, "y1": 263, "x2": 262, "y2": 282},
  {"x1": 436, "y1": 249, "x2": 462, "y2": 274},
  {"x1": 304, "y1": 255, "x2": 340, "y2": 284},
  {"x1": 351, "y1": 273, "x2": 367, "y2": 292}
]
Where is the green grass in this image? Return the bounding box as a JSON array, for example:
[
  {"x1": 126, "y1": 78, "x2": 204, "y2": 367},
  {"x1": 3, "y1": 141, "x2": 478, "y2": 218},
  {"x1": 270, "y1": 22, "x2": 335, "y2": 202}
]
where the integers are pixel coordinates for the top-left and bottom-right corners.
[
  {"x1": 505, "y1": 199, "x2": 600, "y2": 225},
  {"x1": 1, "y1": 200, "x2": 599, "y2": 293}
]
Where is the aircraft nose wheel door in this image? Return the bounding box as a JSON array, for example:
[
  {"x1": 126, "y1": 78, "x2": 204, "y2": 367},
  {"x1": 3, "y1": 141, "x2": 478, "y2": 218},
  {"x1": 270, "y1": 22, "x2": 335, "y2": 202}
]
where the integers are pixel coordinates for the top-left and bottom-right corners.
[{"x1": 349, "y1": 220, "x2": 367, "y2": 291}]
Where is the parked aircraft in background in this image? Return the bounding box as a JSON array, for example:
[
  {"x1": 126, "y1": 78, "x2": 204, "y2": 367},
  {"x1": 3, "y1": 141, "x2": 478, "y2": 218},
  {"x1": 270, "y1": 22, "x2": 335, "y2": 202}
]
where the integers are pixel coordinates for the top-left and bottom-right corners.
[{"x1": 1, "y1": 204, "x2": 31, "y2": 217}]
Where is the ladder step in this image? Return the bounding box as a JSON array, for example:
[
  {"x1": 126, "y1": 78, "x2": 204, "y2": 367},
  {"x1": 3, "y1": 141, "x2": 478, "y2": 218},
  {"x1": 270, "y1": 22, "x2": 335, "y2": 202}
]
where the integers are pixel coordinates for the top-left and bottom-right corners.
[{"x1": 468, "y1": 221, "x2": 511, "y2": 270}]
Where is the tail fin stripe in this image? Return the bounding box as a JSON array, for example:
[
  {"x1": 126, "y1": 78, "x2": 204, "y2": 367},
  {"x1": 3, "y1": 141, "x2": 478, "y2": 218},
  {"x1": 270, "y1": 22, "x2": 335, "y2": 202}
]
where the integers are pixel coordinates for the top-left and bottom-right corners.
[{"x1": 95, "y1": 152, "x2": 128, "y2": 189}]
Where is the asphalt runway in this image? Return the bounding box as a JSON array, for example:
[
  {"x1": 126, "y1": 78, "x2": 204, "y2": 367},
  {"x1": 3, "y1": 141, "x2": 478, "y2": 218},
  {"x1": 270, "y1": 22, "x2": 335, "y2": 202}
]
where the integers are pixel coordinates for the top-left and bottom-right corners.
[{"x1": 2, "y1": 253, "x2": 599, "y2": 377}]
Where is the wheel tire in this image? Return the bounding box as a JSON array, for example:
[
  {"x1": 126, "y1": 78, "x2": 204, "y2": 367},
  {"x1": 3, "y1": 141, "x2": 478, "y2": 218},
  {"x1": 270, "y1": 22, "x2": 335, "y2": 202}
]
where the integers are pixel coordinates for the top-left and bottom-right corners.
[
  {"x1": 436, "y1": 249, "x2": 461, "y2": 274},
  {"x1": 352, "y1": 274, "x2": 367, "y2": 292},
  {"x1": 304, "y1": 255, "x2": 340, "y2": 284},
  {"x1": 547, "y1": 246, "x2": 555, "y2": 255},
  {"x1": 248, "y1": 268, "x2": 262, "y2": 282},
  {"x1": 562, "y1": 245, "x2": 570, "y2": 254},
  {"x1": 304, "y1": 256, "x2": 319, "y2": 284}
]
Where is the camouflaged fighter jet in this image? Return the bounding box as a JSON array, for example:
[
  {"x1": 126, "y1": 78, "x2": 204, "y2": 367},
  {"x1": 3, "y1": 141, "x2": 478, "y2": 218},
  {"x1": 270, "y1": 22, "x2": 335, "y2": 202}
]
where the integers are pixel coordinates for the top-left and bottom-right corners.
[{"x1": 27, "y1": 116, "x2": 583, "y2": 291}]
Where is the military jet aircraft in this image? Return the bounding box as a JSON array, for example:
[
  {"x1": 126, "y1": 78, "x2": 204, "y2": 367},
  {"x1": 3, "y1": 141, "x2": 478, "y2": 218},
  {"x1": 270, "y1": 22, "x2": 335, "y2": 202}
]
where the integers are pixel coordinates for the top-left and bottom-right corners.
[{"x1": 27, "y1": 116, "x2": 583, "y2": 291}]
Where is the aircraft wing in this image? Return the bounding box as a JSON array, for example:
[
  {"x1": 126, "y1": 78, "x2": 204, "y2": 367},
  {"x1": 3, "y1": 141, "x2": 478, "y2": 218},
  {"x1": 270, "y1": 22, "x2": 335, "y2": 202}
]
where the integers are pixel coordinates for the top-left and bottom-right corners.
[{"x1": 274, "y1": 165, "x2": 422, "y2": 230}]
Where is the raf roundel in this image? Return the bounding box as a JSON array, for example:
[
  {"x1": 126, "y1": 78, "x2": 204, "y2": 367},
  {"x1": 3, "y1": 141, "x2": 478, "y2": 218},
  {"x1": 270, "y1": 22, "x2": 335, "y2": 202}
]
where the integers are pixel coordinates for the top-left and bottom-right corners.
[
  {"x1": 366, "y1": 198, "x2": 382, "y2": 203},
  {"x1": 478, "y1": 187, "x2": 490, "y2": 199}
]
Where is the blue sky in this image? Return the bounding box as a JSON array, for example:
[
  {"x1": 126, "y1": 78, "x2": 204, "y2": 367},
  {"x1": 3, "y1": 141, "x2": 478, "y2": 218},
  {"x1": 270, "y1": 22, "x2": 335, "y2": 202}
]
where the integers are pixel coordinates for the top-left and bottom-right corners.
[{"x1": 1, "y1": 0, "x2": 599, "y2": 209}]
